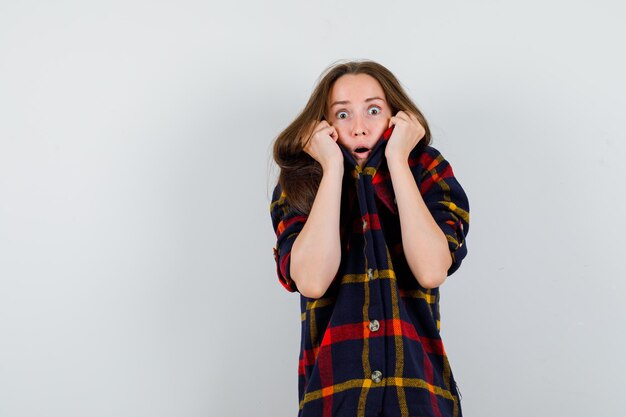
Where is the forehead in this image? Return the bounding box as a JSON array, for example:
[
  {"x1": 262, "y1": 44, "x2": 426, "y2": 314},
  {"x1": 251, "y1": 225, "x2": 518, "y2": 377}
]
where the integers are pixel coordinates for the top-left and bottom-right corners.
[{"x1": 329, "y1": 73, "x2": 385, "y2": 103}]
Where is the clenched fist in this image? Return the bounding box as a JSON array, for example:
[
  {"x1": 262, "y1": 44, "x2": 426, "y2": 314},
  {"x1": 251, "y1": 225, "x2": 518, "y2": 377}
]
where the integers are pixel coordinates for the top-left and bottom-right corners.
[
  {"x1": 385, "y1": 111, "x2": 426, "y2": 163},
  {"x1": 302, "y1": 120, "x2": 344, "y2": 172}
]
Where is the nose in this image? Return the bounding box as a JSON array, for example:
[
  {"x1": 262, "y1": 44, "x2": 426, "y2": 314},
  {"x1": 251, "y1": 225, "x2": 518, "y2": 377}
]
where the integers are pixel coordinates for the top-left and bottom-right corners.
[{"x1": 352, "y1": 114, "x2": 367, "y2": 137}]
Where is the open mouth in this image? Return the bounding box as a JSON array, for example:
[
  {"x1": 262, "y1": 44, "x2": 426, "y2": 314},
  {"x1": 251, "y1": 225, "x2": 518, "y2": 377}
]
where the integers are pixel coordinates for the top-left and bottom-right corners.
[{"x1": 354, "y1": 147, "x2": 370, "y2": 158}]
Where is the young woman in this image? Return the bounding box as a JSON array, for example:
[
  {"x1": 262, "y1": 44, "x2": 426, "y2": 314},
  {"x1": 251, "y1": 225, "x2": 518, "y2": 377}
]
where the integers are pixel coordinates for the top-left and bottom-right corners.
[{"x1": 270, "y1": 60, "x2": 470, "y2": 417}]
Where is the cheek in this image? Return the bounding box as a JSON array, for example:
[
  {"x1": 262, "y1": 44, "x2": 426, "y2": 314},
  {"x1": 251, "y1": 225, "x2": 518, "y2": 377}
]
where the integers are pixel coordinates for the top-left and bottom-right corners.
[
  {"x1": 334, "y1": 126, "x2": 350, "y2": 145},
  {"x1": 371, "y1": 118, "x2": 389, "y2": 134}
]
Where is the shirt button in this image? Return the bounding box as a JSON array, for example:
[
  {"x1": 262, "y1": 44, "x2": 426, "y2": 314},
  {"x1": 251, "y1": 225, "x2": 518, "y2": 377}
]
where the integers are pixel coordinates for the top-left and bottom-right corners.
[
  {"x1": 367, "y1": 268, "x2": 373, "y2": 279},
  {"x1": 371, "y1": 370, "x2": 382, "y2": 383},
  {"x1": 369, "y1": 320, "x2": 380, "y2": 332},
  {"x1": 362, "y1": 219, "x2": 367, "y2": 231}
]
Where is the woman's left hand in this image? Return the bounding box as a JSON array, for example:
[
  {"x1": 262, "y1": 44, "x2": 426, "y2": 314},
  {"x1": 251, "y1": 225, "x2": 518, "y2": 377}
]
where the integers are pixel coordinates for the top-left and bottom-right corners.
[{"x1": 385, "y1": 110, "x2": 426, "y2": 163}]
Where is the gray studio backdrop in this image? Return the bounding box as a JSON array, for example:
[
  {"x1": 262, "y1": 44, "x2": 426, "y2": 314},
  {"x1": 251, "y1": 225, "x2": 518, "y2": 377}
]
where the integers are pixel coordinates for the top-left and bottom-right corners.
[{"x1": 1, "y1": 1, "x2": 624, "y2": 416}]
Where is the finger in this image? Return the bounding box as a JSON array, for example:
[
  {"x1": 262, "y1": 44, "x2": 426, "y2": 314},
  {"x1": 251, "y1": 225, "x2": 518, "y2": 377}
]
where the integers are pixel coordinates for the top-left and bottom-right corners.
[
  {"x1": 405, "y1": 113, "x2": 421, "y2": 130},
  {"x1": 319, "y1": 125, "x2": 337, "y2": 137},
  {"x1": 314, "y1": 124, "x2": 333, "y2": 136},
  {"x1": 410, "y1": 114, "x2": 424, "y2": 132},
  {"x1": 329, "y1": 126, "x2": 338, "y2": 141},
  {"x1": 308, "y1": 121, "x2": 326, "y2": 138},
  {"x1": 389, "y1": 114, "x2": 409, "y2": 128},
  {"x1": 406, "y1": 111, "x2": 418, "y2": 122},
  {"x1": 318, "y1": 120, "x2": 330, "y2": 129},
  {"x1": 394, "y1": 111, "x2": 410, "y2": 122}
]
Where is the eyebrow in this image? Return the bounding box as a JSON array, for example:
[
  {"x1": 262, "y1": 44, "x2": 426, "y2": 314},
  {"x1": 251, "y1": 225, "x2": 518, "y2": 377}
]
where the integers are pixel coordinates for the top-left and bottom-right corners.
[{"x1": 330, "y1": 96, "x2": 385, "y2": 108}]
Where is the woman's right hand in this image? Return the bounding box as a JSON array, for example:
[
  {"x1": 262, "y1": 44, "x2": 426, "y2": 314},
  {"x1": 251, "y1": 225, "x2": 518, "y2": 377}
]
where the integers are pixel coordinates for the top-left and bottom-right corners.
[{"x1": 302, "y1": 120, "x2": 344, "y2": 172}]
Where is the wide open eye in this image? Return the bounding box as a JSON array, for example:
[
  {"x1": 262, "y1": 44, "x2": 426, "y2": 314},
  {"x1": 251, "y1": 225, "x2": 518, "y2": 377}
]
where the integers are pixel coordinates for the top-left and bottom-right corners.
[
  {"x1": 368, "y1": 106, "x2": 381, "y2": 116},
  {"x1": 336, "y1": 111, "x2": 348, "y2": 120}
]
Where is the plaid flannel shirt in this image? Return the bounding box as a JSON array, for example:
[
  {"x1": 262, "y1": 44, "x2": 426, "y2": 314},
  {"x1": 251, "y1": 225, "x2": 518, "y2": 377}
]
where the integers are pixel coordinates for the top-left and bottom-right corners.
[{"x1": 270, "y1": 126, "x2": 470, "y2": 417}]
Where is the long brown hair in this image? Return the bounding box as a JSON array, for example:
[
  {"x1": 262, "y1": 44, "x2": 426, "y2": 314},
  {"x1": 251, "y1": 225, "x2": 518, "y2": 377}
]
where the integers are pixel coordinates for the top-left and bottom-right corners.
[{"x1": 272, "y1": 59, "x2": 432, "y2": 214}]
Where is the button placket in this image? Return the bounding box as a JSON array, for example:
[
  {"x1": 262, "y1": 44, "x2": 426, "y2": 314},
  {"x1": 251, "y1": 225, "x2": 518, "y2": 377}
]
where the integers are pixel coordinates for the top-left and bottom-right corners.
[{"x1": 355, "y1": 155, "x2": 384, "y2": 388}]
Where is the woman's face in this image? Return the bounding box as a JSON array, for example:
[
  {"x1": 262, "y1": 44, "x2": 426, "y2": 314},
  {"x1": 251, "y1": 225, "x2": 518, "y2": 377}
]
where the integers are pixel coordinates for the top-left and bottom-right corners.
[{"x1": 326, "y1": 73, "x2": 392, "y2": 167}]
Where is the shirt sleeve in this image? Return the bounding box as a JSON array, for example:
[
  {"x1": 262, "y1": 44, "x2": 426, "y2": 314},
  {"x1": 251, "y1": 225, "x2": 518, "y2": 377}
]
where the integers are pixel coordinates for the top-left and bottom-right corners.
[
  {"x1": 414, "y1": 146, "x2": 470, "y2": 276},
  {"x1": 269, "y1": 183, "x2": 308, "y2": 293}
]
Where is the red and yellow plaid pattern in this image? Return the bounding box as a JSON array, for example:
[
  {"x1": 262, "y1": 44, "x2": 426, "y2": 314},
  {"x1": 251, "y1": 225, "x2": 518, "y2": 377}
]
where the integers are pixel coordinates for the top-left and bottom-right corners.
[{"x1": 270, "y1": 127, "x2": 470, "y2": 417}]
